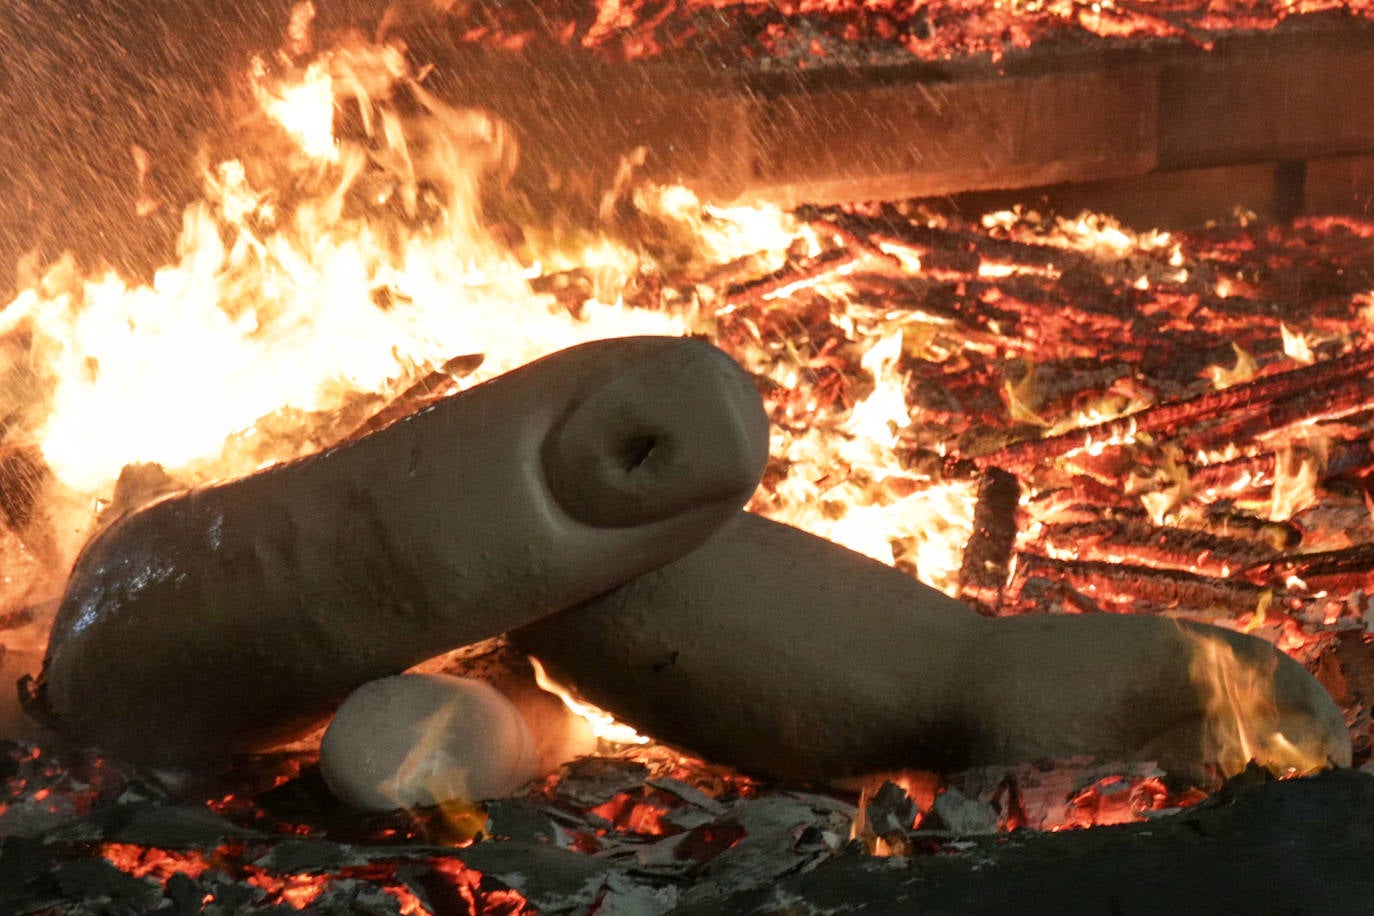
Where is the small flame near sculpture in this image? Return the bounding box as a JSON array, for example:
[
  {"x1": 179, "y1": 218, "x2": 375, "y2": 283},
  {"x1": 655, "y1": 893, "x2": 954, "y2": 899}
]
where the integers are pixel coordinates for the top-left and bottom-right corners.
[{"x1": 1188, "y1": 628, "x2": 1335, "y2": 779}]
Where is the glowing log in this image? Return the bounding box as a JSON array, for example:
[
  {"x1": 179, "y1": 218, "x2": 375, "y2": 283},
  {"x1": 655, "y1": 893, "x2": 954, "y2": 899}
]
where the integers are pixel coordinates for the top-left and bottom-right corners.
[
  {"x1": 1253, "y1": 544, "x2": 1374, "y2": 596},
  {"x1": 1035, "y1": 520, "x2": 1278, "y2": 578},
  {"x1": 722, "y1": 249, "x2": 864, "y2": 308},
  {"x1": 322, "y1": 674, "x2": 542, "y2": 812},
  {"x1": 957, "y1": 467, "x2": 1020, "y2": 613},
  {"x1": 981, "y1": 346, "x2": 1374, "y2": 471},
  {"x1": 513, "y1": 513, "x2": 1351, "y2": 782},
  {"x1": 1008, "y1": 553, "x2": 1272, "y2": 615},
  {"x1": 35, "y1": 336, "x2": 769, "y2": 763},
  {"x1": 1180, "y1": 377, "x2": 1374, "y2": 455}
]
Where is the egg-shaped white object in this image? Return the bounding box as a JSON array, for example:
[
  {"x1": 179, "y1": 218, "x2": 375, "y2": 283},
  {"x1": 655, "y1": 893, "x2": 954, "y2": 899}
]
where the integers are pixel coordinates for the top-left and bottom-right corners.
[{"x1": 321, "y1": 674, "x2": 540, "y2": 812}]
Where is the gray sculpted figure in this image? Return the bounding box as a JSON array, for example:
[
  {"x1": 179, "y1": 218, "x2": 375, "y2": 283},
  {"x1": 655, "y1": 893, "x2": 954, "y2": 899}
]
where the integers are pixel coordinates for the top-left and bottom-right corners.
[
  {"x1": 37, "y1": 336, "x2": 770, "y2": 762},
  {"x1": 514, "y1": 513, "x2": 1353, "y2": 781},
  {"x1": 37, "y1": 334, "x2": 1352, "y2": 783}
]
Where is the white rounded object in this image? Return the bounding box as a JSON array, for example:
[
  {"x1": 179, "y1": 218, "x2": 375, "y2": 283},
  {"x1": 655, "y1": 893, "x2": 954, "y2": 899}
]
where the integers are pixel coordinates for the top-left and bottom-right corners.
[{"x1": 321, "y1": 674, "x2": 540, "y2": 812}]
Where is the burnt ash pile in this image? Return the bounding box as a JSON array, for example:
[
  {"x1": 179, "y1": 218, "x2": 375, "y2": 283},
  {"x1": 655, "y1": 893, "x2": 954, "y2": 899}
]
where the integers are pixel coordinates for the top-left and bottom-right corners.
[
  {"x1": 3, "y1": 736, "x2": 1374, "y2": 913},
  {"x1": 4, "y1": 724, "x2": 1374, "y2": 914}
]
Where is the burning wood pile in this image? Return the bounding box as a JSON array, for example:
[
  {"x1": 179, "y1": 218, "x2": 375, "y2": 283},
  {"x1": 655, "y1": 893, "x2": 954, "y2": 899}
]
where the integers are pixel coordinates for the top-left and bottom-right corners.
[
  {"x1": 401, "y1": 0, "x2": 1374, "y2": 65},
  {"x1": 4, "y1": 9, "x2": 1374, "y2": 913},
  {"x1": 6, "y1": 204, "x2": 1374, "y2": 912}
]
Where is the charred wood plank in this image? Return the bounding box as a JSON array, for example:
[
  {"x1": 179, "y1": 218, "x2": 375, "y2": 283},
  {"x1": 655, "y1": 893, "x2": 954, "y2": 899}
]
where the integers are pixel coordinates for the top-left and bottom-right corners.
[
  {"x1": 978, "y1": 346, "x2": 1374, "y2": 470},
  {"x1": 1326, "y1": 435, "x2": 1374, "y2": 479},
  {"x1": 1180, "y1": 375, "x2": 1374, "y2": 455},
  {"x1": 1026, "y1": 500, "x2": 1301, "y2": 551},
  {"x1": 805, "y1": 220, "x2": 907, "y2": 272},
  {"x1": 808, "y1": 210, "x2": 1098, "y2": 278},
  {"x1": 1248, "y1": 544, "x2": 1374, "y2": 593},
  {"x1": 1036, "y1": 519, "x2": 1278, "y2": 579},
  {"x1": 723, "y1": 248, "x2": 863, "y2": 308},
  {"x1": 1189, "y1": 450, "x2": 1278, "y2": 496},
  {"x1": 348, "y1": 353, "x2": 485, "y2": 439},
  {"x1": 1009, "y1": 553, "x2": 1270, "y2": 615},
  {"x1": 1192, "y1": 505, "x2": 1303, "y2": 551},
  {"x1": 1189, "y1": 437, "x2": 1374, "y2": 505},
  {"x1": 958, "y1": 468, "x2": 1021, "y2": 614}
]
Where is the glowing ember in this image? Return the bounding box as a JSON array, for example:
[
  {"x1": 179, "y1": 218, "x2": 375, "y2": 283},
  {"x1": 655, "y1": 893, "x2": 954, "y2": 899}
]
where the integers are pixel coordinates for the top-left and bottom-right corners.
[
  {"x1": 101, "y1": 843, "x2": 213, "y2": 883},
  {"x1": 95, "y1": 831, "x2": 533, "y2": 915}
]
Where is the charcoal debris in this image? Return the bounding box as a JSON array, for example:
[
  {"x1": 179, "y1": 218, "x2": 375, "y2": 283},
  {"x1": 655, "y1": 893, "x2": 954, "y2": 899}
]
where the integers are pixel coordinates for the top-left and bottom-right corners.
[
  {"x1": 675, "y1": 795, "x2": 854, "y2": 909},
  {"x1": 458, "y1": 842, "x2": 611, "y2": 912},
  {"x1": 485, "y1": 798, "x2": 576, "y2": 846},
  {"x1": 54, "y1": 803, "x2": 263, "y2": 848},
  {"x1": 0, "y1": 712, "x2": 1370, "y2": 913},
  {"x1": 860, "y1": 782, "x2": 919, "y2": 838},
  {"x1": 673, "y1": 769, "x2": 1374, "y2": 916},
  {"x1": 647, "y1": 777, "x2": 729, "y2": 817},
  {"x1": 926, "y1": 786, "x2": 999, "y2": 835},
  {"x1": 554, "y1": 758, "x2": 653, "y2": 808},
  {"x1": 591, "y1": 870, "x2": 681, "y2": 915}
]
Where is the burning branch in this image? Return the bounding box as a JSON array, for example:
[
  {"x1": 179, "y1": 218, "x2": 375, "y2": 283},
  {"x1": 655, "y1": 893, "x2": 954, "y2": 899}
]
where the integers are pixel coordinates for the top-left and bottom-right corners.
[
  {"x1": 348, "y1": 352, "x2": 485, "y2": 439},
  {"x1": 1035, "y1": 518, "x2": 1279, "y2": 578}
]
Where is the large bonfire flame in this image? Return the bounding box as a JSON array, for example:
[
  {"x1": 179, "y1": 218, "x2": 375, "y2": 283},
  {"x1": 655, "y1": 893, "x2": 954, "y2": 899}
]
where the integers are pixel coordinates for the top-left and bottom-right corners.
[
  {"x1": 2, "y1": 8, "x2": 1372, "y2": 889},
  {"x1": 0, "y1": 13, "x2": 973, "y2": 592}
]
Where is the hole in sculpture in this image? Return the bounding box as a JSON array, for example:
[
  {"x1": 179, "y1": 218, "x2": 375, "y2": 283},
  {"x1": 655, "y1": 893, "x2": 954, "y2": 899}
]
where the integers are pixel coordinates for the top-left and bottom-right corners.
[{"x1": 620, "y1": 434, "x2": 659, "y2": 472}]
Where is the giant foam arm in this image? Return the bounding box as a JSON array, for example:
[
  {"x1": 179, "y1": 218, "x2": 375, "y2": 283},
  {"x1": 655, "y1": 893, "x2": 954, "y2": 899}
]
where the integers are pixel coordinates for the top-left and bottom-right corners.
[
  {"x1": 513, "y1": 513, "x2": 1352, "y2": 781},
  {"x1": 37, "y1": 337, "x2": 770, "y2": 762}
]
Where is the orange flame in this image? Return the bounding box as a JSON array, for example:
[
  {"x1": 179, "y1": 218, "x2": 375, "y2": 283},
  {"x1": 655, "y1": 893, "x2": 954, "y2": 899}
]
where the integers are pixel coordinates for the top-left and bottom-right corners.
[
  {"x1": 1186, "y1": 630, "x2": 1331, "y2": 778},
  {"x1": 529, "y1": 656, "x2": 650, "y2": 746},
  {"x1": 2, "y1": 24, "x2": 981, "y2": 595}
]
